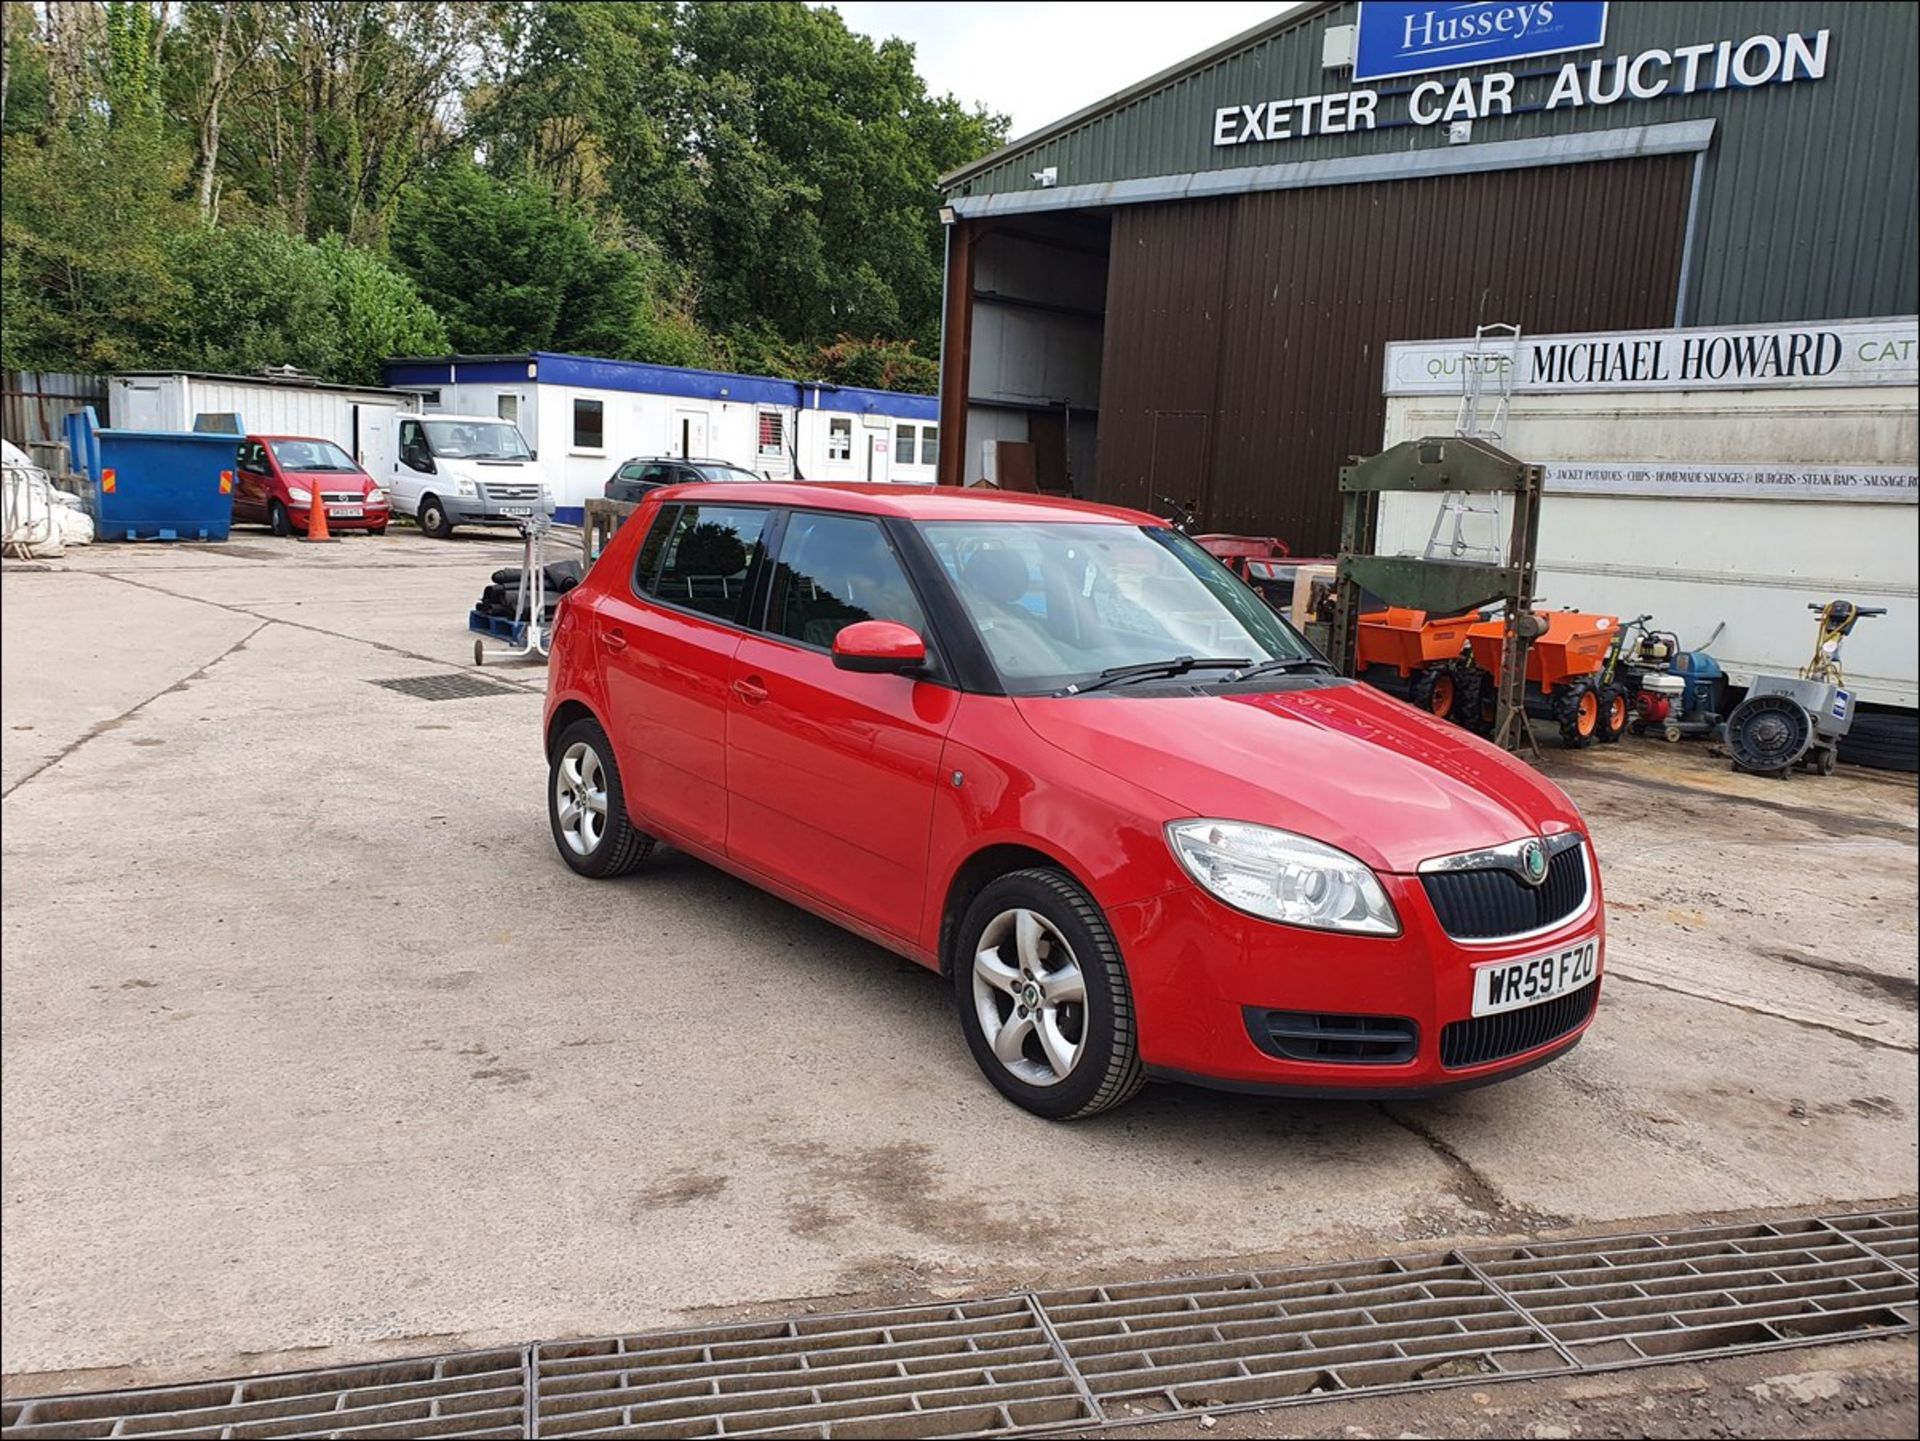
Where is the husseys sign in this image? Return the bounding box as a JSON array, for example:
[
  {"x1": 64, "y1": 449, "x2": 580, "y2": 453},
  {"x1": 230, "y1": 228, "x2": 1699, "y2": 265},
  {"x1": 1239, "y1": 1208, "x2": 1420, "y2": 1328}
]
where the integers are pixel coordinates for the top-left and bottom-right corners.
[
  {"x1": 1213, "y1": 24, "x2": 1831, "y2": 147},
  {"x1": 1353, "y1": 1, "x2": 1610, "y2": 83}
]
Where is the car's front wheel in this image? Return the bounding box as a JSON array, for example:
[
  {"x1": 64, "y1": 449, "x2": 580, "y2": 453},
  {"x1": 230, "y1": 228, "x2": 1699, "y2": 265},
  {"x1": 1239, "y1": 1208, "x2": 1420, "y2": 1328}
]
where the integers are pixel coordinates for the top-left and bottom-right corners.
[
  {"x1": 953, "y1": 868, "x2": 1144, "y2": 1120},
  {"x1": 269, "y1": 499, "x2": 293, "y2": 536},
  {"x1": 548, "y1": 717, "x2": 655, "y2": 878}
]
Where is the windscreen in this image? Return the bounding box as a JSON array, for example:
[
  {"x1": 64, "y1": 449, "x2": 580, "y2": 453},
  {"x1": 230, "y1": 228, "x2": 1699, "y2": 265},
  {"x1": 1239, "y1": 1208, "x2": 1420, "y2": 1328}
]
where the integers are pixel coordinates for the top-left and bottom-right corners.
[
  {"x1": 421, "y1": 420, "x2": 531, "y2": 461},
  {"x1": 917, "y1": 521, "x2": 1318, "y2": 694},
  {"x1": 267, "y1": 439, "x2": 358, "y2": 472}
]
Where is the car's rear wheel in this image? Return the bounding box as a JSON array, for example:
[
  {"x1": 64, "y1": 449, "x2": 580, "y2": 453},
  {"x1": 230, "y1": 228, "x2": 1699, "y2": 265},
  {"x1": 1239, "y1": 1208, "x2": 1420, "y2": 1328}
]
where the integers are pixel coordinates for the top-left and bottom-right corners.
[
  {"x1": 269, "y1": 499, "x2": 292, "y2": 536},
  {"x1": 419, "y1": 494, "x2": 455, "y2": 539},
  {"x1": 953, "y1": 868, "x2": 1144, "y2": 1120},
  {"x1": 548, "y1": 717, "x2": 654, "y2": 878}
]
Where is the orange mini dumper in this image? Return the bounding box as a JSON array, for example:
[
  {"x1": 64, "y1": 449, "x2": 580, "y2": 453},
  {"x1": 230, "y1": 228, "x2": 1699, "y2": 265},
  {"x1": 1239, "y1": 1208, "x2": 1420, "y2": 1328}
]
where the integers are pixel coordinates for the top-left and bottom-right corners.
[
  {"x1": 1354, "y1": 607, "x2": 1483, "y2": 722},
  {"x1": 1463, "y1": 610, "x2": 1627, "y2": 747}
]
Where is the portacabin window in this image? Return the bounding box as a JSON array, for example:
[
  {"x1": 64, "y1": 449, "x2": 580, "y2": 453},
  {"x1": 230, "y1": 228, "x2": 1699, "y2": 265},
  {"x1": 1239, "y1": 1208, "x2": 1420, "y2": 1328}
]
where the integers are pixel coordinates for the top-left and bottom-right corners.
[
  {"x1": 573, "y1": 398, "x2": 604, "y2": 451},
  {"x1": 895, "y1": 423, "x2": 916, "y2": 465},
  {"x1": 827, "y1": 417, "x2": 852, "y2": 461},
  {"x1": 919, "y1": 425, "x2": 938, "y2": 468},
  {"x1": 758, "y1": 410, "x2": 786, "y2": 458}
]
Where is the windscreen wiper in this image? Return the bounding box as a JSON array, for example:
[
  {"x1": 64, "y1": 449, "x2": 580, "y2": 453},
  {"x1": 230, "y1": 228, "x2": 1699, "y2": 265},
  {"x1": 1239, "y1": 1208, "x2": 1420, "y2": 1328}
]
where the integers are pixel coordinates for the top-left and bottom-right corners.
[
  {"x1": 1227, "y1": 656, "x2": 1338, "y2": 682},
  {"x1": 1063, "y1": 656, "x2": 1251, "y2": 695}
]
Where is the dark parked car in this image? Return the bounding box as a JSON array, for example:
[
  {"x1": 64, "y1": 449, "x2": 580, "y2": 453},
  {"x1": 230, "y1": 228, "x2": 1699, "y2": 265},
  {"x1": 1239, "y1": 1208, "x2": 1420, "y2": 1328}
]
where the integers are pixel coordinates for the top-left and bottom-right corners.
[{"x1": 604, "y1": 457, "x2": 762, "y2": 503}]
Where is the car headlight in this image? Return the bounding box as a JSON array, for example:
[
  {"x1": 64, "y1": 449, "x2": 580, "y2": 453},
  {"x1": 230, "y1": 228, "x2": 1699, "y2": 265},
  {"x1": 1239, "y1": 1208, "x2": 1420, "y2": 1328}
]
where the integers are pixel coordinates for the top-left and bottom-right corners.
[
  {"x1": 365, "y1": 487, "x2": 386, "y2": 505},
  {"x1": 286, "y1": 486, "x2": 311, "y2": 503},
  {"x1": 1165, "y1": 820, "x2": 1399, "y2": 935},
  {"x1": 455, "y1": 479, "x2": 477, "y2": 497}
]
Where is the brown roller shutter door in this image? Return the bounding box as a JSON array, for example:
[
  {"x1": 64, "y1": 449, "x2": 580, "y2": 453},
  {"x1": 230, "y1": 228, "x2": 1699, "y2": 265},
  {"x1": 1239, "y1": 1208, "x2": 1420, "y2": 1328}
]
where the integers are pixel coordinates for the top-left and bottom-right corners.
[{"x1": 1096, "y1": 154, "x2": 1695, "y2": 551}]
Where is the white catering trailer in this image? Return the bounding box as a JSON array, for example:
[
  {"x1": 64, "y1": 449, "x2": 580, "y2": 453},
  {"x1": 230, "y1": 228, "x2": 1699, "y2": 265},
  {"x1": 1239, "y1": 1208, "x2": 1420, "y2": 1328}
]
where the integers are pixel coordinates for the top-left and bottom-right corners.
[
  {"x1": 107, "y1": 371, "x2": 421, "y2": 464},
  {"x1": 1376, "y1": 316, "x2": 1919, "y2": 710}
]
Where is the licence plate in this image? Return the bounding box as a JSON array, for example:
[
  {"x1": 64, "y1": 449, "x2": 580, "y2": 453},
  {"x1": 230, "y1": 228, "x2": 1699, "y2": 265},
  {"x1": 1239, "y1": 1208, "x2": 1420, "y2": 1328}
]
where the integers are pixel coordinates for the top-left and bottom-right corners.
[
  {"x1": 1471, "y1": 937, "x2": 1598, "y2": 1016},
  {"x1": 499, "y1": 506, "x2": 533, "y2": 517},
  {"x1": 327, "y1": 505, "x2": 363, "y2": 518}
]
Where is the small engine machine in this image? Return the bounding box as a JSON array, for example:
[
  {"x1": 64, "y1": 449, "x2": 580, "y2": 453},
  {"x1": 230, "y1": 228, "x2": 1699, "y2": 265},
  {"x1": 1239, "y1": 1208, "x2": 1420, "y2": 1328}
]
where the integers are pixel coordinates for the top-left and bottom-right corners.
[
  {"x1": 1603, "y1": 616, "x2": 1725, "y2": 742},
  {"x1": 1723, "y1": 600, "x2": 1885, "y2": 777}
]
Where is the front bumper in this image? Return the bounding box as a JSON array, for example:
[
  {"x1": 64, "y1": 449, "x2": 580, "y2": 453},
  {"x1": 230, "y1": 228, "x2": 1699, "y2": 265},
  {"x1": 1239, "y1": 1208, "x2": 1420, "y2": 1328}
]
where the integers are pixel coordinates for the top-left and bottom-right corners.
[
  {"x1": 443, "y1": 496, "x2": 554, "y2": 526},
  {"x1": 1107, "y1": 866, "x2": 1605, "y2": 1095},
  {"x1": 289, "y1": 503, "x2": 389, "y2": 532}
]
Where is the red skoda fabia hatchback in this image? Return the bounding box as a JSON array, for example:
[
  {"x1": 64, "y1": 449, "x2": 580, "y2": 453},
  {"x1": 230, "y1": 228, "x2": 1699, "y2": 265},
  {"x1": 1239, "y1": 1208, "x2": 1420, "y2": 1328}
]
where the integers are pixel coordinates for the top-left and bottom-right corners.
[{"x1": 544, "y1": 484, "x2": 1604, "y2": 1120}]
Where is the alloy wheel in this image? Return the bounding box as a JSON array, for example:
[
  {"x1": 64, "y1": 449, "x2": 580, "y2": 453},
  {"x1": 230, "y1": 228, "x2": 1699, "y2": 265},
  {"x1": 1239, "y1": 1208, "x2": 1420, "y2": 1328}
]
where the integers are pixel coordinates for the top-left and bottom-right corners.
[
  {"x1": 554, "y1": 741, "x2": 608, "y2": 857},
  {"x1": 972, "y1": 907, "x2": 1086, "y2": 1086}
]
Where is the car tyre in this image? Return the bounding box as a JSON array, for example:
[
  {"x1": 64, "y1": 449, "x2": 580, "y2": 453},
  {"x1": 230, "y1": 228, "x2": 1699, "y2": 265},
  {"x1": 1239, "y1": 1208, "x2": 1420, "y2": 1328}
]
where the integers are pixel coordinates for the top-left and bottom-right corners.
[
  {"x1": 953, "y1": 868, "x2": 1145, "y2": 1121},
  {"x1": 369, "y1": 524, "x2": 387, "y2": 537},
  {"x1": 269, "y1": 499, "x2": 293, "y2": 536},
  {"x1": 419, "y1": 494, "x2": 455, "y2": 539},
  {"x1": 549, "y1": 717, "x2": 655, "y2": 878}
]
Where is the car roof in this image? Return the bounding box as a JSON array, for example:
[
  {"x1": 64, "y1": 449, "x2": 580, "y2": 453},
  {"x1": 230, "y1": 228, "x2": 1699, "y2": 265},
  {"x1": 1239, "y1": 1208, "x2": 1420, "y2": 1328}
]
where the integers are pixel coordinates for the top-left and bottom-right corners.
[
  {"x1": 645, "y1": 481, "x2": 1163, "y2": 526},
  {"x1": 249, "y1": 434, "x2": 344, "y2": 443},
  {"x1": 618, "y1": 456, "x2": 756, "y2": 468}
]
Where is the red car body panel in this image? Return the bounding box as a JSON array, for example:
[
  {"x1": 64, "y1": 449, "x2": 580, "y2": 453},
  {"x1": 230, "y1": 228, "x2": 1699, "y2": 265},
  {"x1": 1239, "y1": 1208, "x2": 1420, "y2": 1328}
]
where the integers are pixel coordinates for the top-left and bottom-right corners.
[
  {"x1": 233, "y1": 434, "x2": 390, "y2": 532},
  {"x1": 545, "y1": 483, "x2": 1605, "y2": 1095}
]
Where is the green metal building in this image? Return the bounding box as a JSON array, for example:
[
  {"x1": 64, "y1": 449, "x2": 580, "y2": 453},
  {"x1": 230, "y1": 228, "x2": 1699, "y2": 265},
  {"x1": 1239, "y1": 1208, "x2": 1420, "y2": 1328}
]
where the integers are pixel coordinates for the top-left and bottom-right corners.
[{"x1": 933, "y1": 0, "x2": 1919, "y2": 549}]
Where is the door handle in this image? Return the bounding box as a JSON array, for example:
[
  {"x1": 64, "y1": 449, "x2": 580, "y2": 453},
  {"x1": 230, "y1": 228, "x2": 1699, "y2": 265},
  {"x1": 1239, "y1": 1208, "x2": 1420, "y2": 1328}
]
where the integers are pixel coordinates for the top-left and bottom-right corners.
[
  {"x1": 602, "y1": 625, "x2": 628, "y2": 653},
  {"x1": 732, "y1": 676, "x2": 769, "y2": 705}
]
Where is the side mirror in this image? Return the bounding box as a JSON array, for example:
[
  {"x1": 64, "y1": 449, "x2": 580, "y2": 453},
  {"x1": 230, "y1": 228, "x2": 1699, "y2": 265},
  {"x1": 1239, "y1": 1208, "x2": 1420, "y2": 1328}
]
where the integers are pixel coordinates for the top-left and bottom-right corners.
[
  {"x1": 832, "y1": 620, "x2": 926, "y2": 675},
  {"x1": 405, "y1": 446, "x2": 435, "y2": 473}
]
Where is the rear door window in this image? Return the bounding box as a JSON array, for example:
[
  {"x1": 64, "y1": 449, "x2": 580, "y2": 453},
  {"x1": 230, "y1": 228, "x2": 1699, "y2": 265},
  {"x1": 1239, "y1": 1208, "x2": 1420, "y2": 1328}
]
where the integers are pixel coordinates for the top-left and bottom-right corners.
[
  {"x1": 639, "y1": 503, "x2": 768, "y2": 624},
  {"x1": 771, "y1": 512, "x2": 926, "y2": 650}
]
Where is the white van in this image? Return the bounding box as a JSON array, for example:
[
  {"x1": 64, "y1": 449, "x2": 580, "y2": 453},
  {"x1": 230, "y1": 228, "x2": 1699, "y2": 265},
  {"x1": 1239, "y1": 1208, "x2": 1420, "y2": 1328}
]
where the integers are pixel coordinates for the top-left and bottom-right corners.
[{"x1": 366, "y1": 412, "x2": 554, "y2": 538}]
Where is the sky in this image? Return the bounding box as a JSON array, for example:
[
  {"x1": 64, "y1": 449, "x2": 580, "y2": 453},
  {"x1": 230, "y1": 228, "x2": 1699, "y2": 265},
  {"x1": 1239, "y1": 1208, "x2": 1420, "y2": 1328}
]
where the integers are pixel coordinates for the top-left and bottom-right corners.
[{"x1": 826, "y1": 2, "x2": 1304, "y2": 140}]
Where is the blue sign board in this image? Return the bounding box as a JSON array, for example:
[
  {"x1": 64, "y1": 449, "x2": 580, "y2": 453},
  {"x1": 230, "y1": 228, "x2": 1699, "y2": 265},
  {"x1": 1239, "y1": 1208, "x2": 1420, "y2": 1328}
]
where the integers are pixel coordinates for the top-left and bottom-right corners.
[{"x1": 1352, "y1": 1, "x2": 1609, "y2": 82}]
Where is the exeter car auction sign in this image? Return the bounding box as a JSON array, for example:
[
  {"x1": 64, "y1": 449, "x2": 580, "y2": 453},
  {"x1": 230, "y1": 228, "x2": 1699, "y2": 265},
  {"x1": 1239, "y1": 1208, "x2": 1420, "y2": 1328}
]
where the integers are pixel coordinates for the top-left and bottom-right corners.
[
  {"x1": 1383, "y1": 317, "x2": 1920, "y2": 396},
  {"x1": 1214, "y1": 23, "x2": 1829, "y2": 147},
  {"x1": 1353, "y1": 1, "x2": 1609, "y2": 83}
]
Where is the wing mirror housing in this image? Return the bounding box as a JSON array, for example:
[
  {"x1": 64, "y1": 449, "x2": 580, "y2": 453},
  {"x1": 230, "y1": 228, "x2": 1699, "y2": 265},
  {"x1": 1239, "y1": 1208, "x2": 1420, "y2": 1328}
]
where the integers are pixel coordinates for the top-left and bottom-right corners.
[{"x1": 832, "y1": 620, "x2": 926, "y2": 675}]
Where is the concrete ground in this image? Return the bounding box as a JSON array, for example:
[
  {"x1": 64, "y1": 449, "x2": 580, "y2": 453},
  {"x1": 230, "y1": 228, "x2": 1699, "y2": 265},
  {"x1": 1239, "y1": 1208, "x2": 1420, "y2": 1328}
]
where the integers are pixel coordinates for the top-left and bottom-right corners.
[{"x1": 2, "y1": 530, "x2": 1915, "y2": 1403}]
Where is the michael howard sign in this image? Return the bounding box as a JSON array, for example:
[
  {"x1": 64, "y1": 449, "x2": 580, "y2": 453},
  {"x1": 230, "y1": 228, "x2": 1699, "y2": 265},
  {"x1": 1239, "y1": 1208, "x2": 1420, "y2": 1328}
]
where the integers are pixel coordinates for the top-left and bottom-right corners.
[{"x1": 1352, "y1": 1, "x2": 1610, "y2": 82}]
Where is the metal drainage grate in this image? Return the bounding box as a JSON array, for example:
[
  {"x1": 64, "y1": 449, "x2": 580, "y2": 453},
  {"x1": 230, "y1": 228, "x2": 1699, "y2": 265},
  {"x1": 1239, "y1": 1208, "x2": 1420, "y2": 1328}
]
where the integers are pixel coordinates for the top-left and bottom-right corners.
[
  {"x1": 3, "y1": 1209, "x2": 1912, "y2": 1439},
  {"x1": 0, "y1": 1348, "x2": 526, "y2": 1439},
  {"x1": 368, "y1": 673, "x2": 521, "y2": 702},
  {"x1": 534, "y1": 1297, "x2": 1093, "y2": 1438}
]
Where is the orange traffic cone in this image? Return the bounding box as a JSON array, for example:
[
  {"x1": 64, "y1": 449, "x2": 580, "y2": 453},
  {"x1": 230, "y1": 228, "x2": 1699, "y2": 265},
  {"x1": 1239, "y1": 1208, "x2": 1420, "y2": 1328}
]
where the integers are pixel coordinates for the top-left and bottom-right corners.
[{"x1": 301, "y1": 489, "x2": 336, "y2": 543}]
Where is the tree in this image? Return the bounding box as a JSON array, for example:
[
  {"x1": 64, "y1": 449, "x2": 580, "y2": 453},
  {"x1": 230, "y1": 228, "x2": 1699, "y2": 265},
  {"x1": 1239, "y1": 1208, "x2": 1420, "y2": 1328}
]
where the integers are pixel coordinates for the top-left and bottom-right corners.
[
  {"x1": 675, "y1": 2, "x2": 1005, "y2": 351},
  {"x1": 0, "y1": 118, "x2": 192, "y2": 372},
  {"x1": 312, "y1": 234, "x2": 447, "y2": 383},
  {"x1": 390, "y1": 159, "x2": 705, "y2": 367},
  {"x1": 2, "y1": 1, "x2": 1007, "y2": 390}
]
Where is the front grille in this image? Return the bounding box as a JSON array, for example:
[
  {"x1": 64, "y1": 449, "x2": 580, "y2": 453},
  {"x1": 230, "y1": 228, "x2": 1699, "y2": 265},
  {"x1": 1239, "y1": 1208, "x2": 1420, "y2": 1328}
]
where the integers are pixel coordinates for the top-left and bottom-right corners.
[
  {"x1": 320, "y1": 490, "x2": 365, "y2": 503},
  {"x1": 1246, "y1": 1009, "x2": 1418, "y2": 1064},
  {"x1": 1422, "y1": 843, "x2": 1588, "y2": 940},
  {"x1": 482, "y1": 482, "x2": 541, "y2": 501},
  {"x1": 1440, "y1": 984, "x2": 1597, "y2": 1068}
]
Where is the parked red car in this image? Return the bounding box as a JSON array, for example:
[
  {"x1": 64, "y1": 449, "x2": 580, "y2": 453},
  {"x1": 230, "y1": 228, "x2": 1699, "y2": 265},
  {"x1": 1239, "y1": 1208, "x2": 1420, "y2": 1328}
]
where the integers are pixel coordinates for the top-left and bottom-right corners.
[
  {"x1": 233, "y1": 435, "x2": 390, "y2": 536},
  {"x1": 543, "y1": 484, "x2": 1603, "y2": 1119}
]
